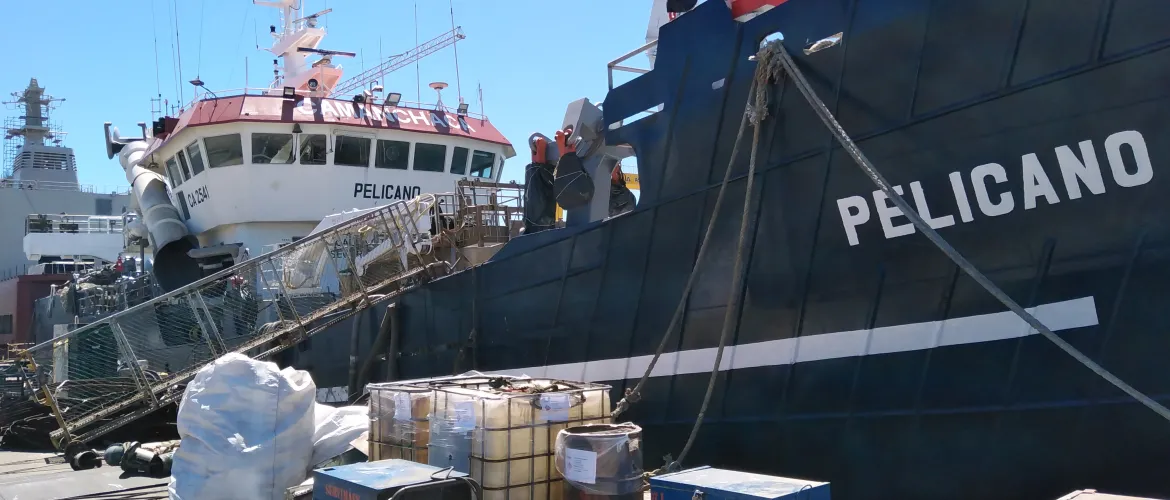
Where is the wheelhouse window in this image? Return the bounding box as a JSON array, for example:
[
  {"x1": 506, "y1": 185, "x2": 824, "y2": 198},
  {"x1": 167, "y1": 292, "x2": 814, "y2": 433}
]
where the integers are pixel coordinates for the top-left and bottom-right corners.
[
  {"x1": 450, "y1": 146, "x2": 469, "y2": 175},
  {"x1": 299, "y1": 134, "x2": 327, "y2": 165},
  {"x1": 334, "y1": 135, "x2": 371, "y2": 167},
  {"x1": 413, "y1": 143, "x2": 447, "y2": 172},
  {"x1": 185, "y1": 142, "x2": 205, "y2": 176},
  {"x1": 252, "y1": 133, "x2": 295, "y2": 164},
  {"x1": 204, "y1": 134, "x2": 244, "y2": 168},
  {"x1": 165, "y1": 157, "x2": 183, "y2": 186},
  {"x1": 176, "y1": 151, "x2": 193, "y2": 180},
  {"x1": 470, "y1": 150, "x2": 495, "y2": 178},
  {"x1": 374, "y1": 139, "x2": 409, "y2": 170}
]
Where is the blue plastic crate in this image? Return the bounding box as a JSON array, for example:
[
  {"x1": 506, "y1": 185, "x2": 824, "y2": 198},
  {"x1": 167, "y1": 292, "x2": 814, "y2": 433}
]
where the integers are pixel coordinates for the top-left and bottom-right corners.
[
  {"x1": 649, "y1": 466, "x2": 830, "y2": 500},
  {"x1": 312, "y1": 459, "x2": 472, "y2": 500}
]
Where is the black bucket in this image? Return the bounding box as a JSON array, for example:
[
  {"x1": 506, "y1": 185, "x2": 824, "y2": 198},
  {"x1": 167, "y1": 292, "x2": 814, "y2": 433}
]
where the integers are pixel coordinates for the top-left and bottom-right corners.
[{"x1": 555, "y1": 423, "x2": 644, "y2": 500}]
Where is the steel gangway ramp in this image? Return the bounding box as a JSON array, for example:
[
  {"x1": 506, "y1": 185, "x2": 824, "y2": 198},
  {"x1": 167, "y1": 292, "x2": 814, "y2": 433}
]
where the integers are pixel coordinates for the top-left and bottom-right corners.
[{"x1": 21, "y1": 194, "x2": 450, "y2": 452}]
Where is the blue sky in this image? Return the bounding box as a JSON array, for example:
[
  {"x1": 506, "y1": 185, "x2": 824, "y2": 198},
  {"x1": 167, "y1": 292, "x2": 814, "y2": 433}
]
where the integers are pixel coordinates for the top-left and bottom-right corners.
[{"x1": 1, "y1": 0, "x2": 652, "y2": 189}]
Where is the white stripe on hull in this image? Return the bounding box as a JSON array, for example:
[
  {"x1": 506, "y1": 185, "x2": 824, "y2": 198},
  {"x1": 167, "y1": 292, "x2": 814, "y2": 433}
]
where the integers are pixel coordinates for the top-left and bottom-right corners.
[{"x1": 494, "y1": 296, "x2": 1099, "y2": 383}]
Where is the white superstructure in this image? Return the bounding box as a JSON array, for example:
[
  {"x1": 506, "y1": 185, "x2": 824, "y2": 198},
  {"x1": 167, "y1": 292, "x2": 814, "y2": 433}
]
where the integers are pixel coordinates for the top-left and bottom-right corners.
[
  {"x1": 1, "y1": 79, "x2": 131, "y2": 279},
  {"x1": 108, "y1": 0, "x2": 515, "y2": 291}
]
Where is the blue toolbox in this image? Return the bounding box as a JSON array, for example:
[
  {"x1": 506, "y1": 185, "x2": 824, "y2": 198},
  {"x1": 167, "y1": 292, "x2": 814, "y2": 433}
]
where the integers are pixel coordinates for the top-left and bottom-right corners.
[
  {"x1": 312, "y1": 459, "x2": 479, "y2": 500},
  {"x1": 649, "y1": 466, "x2": 830, "y2": 500}
]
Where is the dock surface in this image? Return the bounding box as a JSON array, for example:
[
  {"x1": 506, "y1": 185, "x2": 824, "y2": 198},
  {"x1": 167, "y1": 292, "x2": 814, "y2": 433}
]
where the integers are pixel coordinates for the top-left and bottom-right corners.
[{"x1": 0, "y1": 450, "x2": 169, "y2": 500}]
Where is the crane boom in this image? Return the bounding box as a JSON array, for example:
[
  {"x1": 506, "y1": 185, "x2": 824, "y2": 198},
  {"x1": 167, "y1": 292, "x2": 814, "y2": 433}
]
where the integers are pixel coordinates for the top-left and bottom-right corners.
[{"x1": 330, "y1": 27, "x2": 466, "y2": 97}]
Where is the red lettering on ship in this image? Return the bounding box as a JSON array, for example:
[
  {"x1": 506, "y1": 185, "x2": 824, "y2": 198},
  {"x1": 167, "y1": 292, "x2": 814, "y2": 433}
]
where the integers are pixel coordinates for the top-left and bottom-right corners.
[{"x1": 324, "y1": 484, "x2": 360, "y2": 500}]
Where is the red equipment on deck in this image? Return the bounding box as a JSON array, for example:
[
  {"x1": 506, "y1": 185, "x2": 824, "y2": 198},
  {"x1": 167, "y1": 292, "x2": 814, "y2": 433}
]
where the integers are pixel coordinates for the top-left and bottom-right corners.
[{"x1": 726, "y1": 0, "x2": 786, "y2": 21}]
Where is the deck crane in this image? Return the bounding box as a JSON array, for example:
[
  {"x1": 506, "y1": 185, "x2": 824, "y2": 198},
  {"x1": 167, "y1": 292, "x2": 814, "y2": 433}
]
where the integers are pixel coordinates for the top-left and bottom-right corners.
[{"x1": 329, "y1": 27, "x2": 466, "y2": 98}]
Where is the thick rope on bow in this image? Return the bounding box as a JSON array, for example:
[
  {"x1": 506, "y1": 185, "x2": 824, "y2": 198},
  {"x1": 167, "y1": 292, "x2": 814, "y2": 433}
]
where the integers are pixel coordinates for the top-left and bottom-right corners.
[
  {"x1": 647, "y1": 40, "x2": 788, "y2": 477},
  {"x1": 767, "y1": 34, "x2": 1170, "y2": 424},
  {"x1": 612, "y1": 77, "x2": 760, "y2": 421}
]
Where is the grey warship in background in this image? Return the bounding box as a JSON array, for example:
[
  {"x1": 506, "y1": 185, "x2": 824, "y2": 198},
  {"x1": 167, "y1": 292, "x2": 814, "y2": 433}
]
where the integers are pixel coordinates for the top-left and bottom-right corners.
[
  {"x1": 0, "y1": 79, "x2": 144, "y2": 448},
  {"x1": 1, "y1": 80, "x2": 133, "y2": 351},
  {"x1": 285, "y1": 0, "x2": 1170, "y2": 499}
]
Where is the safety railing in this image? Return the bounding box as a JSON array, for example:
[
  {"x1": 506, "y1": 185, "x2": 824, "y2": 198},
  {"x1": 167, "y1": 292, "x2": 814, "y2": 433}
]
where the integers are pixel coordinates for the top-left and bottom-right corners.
[
  {"x1": 451, "y1": 181, "x2": 526, "y2": 249},
  {"x1": 24, "y1": 214, "x2": 126, "y2": 235},
  {"x1": 608, "y1": 40, "x2": 657, "y2": 91},
  {"x1": 178, "y1": 87, "x2": 489, "y2": 121},
  {"x1": 0, "y1": 178, "x2": 129, "y2": 195},
  {"x1": 22, "y1": 194, "x2": 444, "y2": 449}
]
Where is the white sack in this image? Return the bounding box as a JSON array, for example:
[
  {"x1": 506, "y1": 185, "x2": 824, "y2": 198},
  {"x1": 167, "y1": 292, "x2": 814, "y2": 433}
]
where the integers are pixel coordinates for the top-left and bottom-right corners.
[
  {"x1": 309, "y1": 403, "x2": 369, "y2": 468},
  {"x1": 168, "y1": 353, "x2": 317, "y2": 500}
]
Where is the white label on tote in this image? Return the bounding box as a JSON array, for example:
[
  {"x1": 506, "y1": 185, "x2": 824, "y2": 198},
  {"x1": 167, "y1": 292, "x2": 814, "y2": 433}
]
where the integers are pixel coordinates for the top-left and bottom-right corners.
[
  {"x1": 563, "y1": 448, "x2": 598, "y2": 484},
  {"x1": 393, "y1": 393, "x2": 411, "y2": 420},
  {"x1": 539, "y1": 393, "x2": 570, "y2": 422},
  {"x1": 454, "y1": 400, "x2": 476, "y2": 430}
]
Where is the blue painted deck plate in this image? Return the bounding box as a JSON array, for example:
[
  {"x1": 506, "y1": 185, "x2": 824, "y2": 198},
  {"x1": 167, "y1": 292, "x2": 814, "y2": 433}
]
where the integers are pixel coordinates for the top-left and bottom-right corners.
[
  {"x1": 650, "y1": 466, "x2": 830, "y2": 500},
  {"x1": 312, "y1": 459, "x2": 468, "y2": 500}
]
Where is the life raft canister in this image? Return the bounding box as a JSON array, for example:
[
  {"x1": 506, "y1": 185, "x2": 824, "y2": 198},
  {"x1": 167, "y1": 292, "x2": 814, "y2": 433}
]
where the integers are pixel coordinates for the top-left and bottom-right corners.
[{"x1": 726, "y1": 0, "x2": 787, "y2": 21}]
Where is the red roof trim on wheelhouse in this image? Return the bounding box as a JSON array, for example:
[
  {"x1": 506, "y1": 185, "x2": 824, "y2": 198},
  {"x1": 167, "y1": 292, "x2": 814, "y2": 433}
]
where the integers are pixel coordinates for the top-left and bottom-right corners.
[{"x1": 143, "y1": 95, "x2": 512, "y2": 159}]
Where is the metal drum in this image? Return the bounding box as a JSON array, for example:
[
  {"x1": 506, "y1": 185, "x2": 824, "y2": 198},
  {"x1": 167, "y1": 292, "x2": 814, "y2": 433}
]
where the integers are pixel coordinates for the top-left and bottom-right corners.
[{"x1": 555, "y1": 423, "x2": 644, "y2": 500}]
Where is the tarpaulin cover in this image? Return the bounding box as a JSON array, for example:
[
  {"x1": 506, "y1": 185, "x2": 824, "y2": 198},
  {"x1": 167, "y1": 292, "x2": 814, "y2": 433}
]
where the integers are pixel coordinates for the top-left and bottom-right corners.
[{"x1": 168, "y1": 353, "x2": 317, "y2": 500}]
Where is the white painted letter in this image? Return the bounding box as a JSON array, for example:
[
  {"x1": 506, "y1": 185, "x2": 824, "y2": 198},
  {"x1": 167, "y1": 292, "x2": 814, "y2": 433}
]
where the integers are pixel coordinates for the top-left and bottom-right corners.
[
  {"x1": 1104, "y1": 130, "x2": 1153, "y2": 188},
  {"x1": 872, "y1": 185, "x2": 915, "y2": 240},
  {"x1": 406, "y1": 109, "x2": 431, "y2": 126},
  {"x1": 948, "y1": 171, "x2": 975, "y2": 223},
  {"x1": 320, "y1": 99, "x2": 338, "y2": 118},
  {"x1": 837, "y1": 196, "x2": 871, "y2": 247},
  {"x1": 1055, "y1": 140, "x2": 1106, "y2": 200},
  {"x1": 970, "y1": 163, "x2": 1014, "y2": 217},
  {"x1": 909, "y1": 181, "x2": 954, "y2": 229},
  {"x1": 1021, "y1": 153, "x2": 1060, "y2": 210}
]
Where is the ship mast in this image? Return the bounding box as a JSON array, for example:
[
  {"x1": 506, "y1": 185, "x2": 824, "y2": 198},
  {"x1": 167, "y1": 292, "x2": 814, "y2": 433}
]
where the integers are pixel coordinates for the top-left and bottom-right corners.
[
  {"x1": 254, "y1": 0, "x2": 353, "y2": 94},
  {"x1": 3, "y1": 79, "x2": 67, "y2": 178},
  {"x1": 4, "y1": 79, "x2": 64, "y2": 147}
]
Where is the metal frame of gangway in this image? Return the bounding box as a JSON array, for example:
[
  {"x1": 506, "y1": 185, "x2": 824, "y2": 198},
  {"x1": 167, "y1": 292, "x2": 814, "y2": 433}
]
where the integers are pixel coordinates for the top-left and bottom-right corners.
[{"x1": 25, "y1": 196, "x2": 442, "y2": 452}]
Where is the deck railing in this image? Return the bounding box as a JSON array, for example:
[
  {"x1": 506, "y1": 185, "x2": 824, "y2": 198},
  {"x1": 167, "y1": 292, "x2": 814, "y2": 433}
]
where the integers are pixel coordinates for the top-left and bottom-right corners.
[
  {"x1": 0, "y1": 179, "x2": 129, "y2": 195},
  {"x1": 178, "y1": 87, "x2": 489, "y2": 122},
  {"x1": 24, "y1": 214, "x2": 127, "y2": 235}
]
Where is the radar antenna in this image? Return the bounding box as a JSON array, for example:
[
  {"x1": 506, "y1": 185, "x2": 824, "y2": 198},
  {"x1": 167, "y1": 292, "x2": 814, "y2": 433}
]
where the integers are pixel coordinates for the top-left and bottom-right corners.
[{"x1": 429, "y1": 82, "x2": 448, "y2": 110}]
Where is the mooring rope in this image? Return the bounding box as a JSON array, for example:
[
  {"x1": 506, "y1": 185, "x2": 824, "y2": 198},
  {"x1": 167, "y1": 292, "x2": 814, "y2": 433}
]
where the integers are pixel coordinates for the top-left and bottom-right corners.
[
  {"x1": 645, "y1": 42, "x2": 784, "y2": 476},
  {"x1": 768, "y1": 40, "x2": 1170, "y2": 422},
  {"x1": 612, "y1": 78, "x2": 760, "y2": 421},
  {"x1": 639, "y1": 34, "x2": 1170, "y2": 477}
]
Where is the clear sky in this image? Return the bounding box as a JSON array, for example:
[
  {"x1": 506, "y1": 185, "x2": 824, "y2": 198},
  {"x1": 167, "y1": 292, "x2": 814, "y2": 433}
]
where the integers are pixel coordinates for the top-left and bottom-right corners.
[{"x1": 1, "y1": 0, "x2": 653, "y2": 190}]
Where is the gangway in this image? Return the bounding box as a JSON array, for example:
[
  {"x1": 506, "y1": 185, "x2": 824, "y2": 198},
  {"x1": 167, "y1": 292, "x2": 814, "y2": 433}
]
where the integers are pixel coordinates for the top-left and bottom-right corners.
[{"x1": 21, "y1": 194, "x2": 445, "y2": 454}]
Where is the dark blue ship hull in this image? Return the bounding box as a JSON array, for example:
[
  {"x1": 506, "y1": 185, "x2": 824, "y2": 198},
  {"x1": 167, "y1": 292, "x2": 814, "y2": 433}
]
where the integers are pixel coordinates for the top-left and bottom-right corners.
[{"x1": 290, "y1": 0, "x2": 1170, "y2": 498}]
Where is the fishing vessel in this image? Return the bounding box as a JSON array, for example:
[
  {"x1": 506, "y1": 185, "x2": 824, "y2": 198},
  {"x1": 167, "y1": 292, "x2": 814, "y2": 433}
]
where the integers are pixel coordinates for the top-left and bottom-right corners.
[
  {"x1": 18, "y1": 0, "x2": 1170, "y2": 498},
  {"x1": 345, "y1": 1, "x2": 1169, "y2": 499},
  {"x1": 103, "y1": 0, "x2": 513, "y2": 293},
  {"x1": 25, "y1": 0, "x2": 515, "y2": 351},
  {"x1": 13, "y1": 0, "x2": 518, "y2": 444}
]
